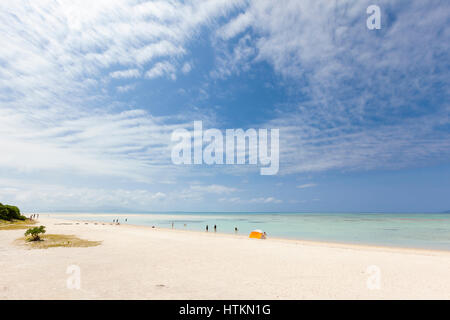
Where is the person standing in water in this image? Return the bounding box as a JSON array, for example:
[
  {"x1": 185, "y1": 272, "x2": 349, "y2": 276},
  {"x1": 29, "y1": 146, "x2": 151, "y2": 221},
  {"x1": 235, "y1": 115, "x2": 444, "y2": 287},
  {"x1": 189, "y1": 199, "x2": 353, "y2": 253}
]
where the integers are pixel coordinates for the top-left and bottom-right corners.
[
  {"x1": 206, "y1": 225, "x2": 208, "y2": 232},
  {"x1": 214, "y1": 225, "x2": 217, "y2": 232},
  {"x1": 234, "y1": 227, "x2": 238, "y2": 234}
]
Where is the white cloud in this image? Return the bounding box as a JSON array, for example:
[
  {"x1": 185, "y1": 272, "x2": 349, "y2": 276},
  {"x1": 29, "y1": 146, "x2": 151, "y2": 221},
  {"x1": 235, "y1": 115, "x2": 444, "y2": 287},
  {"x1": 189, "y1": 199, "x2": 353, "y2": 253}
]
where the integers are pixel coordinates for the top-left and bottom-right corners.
[
  {"x1": 0, "y1": 106, "x2": 194, "y2": 184},
  {"x1": 110, "y1": 69, "x2": 141, "y2": 79},
  {"x1": 116, "y1": 84, "x2": 136, "y2": 93},
  {"x1": 0, "y1": 0, "x2": 247, "y2": 117},
  {"x1": 189, "y1": 184, "x2": 238, "y2": 194},
  {"x1": 181, "y1": 62, "x2": 193, "y2": 74},
  {"x1": 269, "y1": 110, "x2": 450, "y2": 174},
  {"x1": 297, "y1": 183, "x2": 317, "y2": 189},
  {"x1": 249, "y1": 197, "x2": 282, "y2": 204},
  {"x1": 216, "y1": 11, "x2": 253, "y2": 40},
  {"x1": 211, "y1": 33, "x2": 256, "y2": 78},
  {"x1": 145, "y1": 61, "x2": 176, "y2": 79},
  {"x1": 219, "y1": 197, "x2": 242, "y2": 203},
  {"x1": 219, "y1": 196, "x2": 282, "y2": 204},
  {"x1": 0, "y1": 178, "x2": 167, "y2": 211},
  {"x1": 0, "y1": 0, "x2": 249, "y2": 189},
  {"x1": 218, "y1": 0, "x2": 450, "y2": 173}
]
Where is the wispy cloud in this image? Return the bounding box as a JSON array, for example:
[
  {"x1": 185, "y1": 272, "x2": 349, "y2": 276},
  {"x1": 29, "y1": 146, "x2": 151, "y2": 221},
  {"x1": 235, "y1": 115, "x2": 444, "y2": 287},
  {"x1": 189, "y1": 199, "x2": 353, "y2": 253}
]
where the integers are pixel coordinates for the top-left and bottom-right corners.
[
  {"x1": 217, "y1": 0, "x2": 450, "y2": 173},
  {"x1": 219, "y1": 196, "x2": 282, "y2": 204},
  {"x1": 145, "y1": 61, "x2": 176, "y2": 79},
  {"x1": 0, "y1": 0, "x2": 247, "y2": 186},
  {"x1": 297, "y1": 183, "x2": 317, "y2": 189},
  {"x1": 0, "y1": 178, "x2": 167, "y2": 211},
  {"x1": 189, "y1": 184, "x2": 238, "y2": 194},
  {"x1": 249, "y1": 197, "x2": 282, "y2": 204},
  {"x1": 110, "y1": 69, "x2": 141, "y2": 79}
]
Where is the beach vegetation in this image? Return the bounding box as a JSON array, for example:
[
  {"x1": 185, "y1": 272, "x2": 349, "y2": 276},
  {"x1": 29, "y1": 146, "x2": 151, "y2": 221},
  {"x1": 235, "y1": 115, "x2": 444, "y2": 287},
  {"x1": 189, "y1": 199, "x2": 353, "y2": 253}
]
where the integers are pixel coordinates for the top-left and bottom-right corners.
[
  {"x1": 24, "y1": 225, "x2": 46, "y2": 241},
  {"x1": 17, "y1": 233, "x2": 102, "y2": 249},
  {"x1": 0, "y1": 202, "x2": 27, "y2": 221},
  {"x1": 0, "y1": 218, "x2": 36, "y2": 230}
]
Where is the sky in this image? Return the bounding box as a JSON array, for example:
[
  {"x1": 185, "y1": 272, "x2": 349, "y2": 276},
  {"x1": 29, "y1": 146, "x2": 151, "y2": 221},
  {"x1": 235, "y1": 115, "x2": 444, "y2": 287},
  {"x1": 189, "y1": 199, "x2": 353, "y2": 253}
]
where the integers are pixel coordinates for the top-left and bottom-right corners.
[{"x1": 0, "y1": 0, "x2": 449, "y2": 213}]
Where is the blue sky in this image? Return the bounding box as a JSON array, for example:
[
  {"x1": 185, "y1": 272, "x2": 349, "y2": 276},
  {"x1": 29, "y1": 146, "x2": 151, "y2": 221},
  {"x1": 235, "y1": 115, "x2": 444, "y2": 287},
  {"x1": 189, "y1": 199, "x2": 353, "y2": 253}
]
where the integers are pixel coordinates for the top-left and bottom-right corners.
[{"x1": 0, "y1": 0, "x2": 449, "y2": 213}]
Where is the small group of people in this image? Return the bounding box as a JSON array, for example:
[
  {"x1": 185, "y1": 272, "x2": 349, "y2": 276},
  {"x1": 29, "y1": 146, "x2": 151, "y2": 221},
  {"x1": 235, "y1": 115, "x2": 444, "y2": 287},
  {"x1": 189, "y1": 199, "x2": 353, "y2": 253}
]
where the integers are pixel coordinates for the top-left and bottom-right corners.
[
  {"x1": 170, "y1": 223, "x2": 242, "y2": 234},
  {"x1": 112, "y1": 218, "x2": 126, "y2": 224},
  {"x1": 171, "y1": 222, "x2": 187, "y2": 229},
  {"x1": 205, "y1": 224, "x2": 218, "y2": 232},
  {"x1": 30, "y1": 213, "x2": 39, "y2": 219},
  {"x1": 204, "y1": 225, "x2": 239, "y2": 234}
]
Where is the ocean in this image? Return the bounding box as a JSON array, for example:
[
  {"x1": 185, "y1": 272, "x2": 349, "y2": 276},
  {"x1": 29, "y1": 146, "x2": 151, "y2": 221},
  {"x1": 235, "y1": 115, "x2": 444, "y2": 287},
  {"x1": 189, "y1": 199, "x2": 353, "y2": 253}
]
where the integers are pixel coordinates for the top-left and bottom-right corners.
[{"x1": 48, "y1": 212, "x2": 450, "y2": 250}]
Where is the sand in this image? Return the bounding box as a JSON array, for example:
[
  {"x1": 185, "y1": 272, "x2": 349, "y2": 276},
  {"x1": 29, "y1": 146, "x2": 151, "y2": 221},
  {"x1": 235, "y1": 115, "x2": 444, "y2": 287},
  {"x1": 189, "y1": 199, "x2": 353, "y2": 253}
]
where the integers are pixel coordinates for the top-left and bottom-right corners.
[{"x1": 1, "y1": 216, "x2": 450, "y2": 299}]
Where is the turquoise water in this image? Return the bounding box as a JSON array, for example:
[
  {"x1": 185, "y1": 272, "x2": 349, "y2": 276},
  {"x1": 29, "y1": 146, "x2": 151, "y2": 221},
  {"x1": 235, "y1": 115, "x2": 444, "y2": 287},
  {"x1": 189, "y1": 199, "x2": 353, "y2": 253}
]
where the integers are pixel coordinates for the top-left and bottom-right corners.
[{"x1": 49, "y1": 212, "x2": 450, "y2": 250}]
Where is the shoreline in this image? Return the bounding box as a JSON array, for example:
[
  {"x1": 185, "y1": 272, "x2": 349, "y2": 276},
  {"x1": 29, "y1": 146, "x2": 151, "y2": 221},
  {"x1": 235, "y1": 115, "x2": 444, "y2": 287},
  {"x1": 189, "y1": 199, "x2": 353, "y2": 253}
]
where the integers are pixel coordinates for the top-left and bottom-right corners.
[{"x1": 45, "y1": 214, "x2": 450, "y2": 255}]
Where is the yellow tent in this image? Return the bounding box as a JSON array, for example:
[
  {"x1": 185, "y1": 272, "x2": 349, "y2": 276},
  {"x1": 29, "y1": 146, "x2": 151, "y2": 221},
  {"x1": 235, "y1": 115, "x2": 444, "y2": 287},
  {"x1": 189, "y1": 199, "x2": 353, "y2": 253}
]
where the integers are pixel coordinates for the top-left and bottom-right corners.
[{"x1": 249, "y1": 229, "x2": 265, "y2": 239}]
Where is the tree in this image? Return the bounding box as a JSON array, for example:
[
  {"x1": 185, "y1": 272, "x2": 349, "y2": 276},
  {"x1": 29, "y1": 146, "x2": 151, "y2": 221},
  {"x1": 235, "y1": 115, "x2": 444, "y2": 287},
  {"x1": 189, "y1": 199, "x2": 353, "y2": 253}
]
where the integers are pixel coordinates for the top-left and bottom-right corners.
[
  {"x1": 0, "y1": 203, "x2": 8, "y2": 220},
  {"x1": 25, "y1": 226, "x2": 46, "y2": 241},
  {"x1": 0, "y1": 203, "x2": 26, "y2": 221}
]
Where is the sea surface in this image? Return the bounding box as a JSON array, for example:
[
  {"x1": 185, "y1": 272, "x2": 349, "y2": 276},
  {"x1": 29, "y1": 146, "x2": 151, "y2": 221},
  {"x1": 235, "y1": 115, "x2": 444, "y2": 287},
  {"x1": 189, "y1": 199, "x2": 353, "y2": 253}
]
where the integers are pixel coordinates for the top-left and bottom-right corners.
[{"x1": 47, "y1": 212, "x2": 450, "y2": 250}]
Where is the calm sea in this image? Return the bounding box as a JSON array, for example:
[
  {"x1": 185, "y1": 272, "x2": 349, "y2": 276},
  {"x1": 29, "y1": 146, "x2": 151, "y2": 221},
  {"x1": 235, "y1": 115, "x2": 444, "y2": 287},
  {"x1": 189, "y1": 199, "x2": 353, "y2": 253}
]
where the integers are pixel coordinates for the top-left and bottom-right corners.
[{"x1": 48, "y1": 212, "x2": 450, "y2": 250}]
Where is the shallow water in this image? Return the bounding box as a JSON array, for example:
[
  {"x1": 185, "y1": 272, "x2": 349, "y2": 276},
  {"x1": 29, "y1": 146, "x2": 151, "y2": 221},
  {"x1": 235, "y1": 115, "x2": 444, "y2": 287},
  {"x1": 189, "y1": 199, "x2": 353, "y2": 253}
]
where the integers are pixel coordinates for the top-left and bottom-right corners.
[{"x1": 48, "y1": 212, "x2": 450, "y2": 250}]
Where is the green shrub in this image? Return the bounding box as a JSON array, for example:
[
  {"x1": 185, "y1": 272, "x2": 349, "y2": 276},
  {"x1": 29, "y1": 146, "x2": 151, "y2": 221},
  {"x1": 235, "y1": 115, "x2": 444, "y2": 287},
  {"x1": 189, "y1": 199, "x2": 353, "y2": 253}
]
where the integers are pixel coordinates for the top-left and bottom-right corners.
[
  {"x1": 0, "y1": 203, "x2": 26, "y2": 221},
  {"x1": 25, "y1": 226, "x2": 46, "y2": 241},
  {"x1": 0, "y1": 204, "x2": 8, "y2": 220}
]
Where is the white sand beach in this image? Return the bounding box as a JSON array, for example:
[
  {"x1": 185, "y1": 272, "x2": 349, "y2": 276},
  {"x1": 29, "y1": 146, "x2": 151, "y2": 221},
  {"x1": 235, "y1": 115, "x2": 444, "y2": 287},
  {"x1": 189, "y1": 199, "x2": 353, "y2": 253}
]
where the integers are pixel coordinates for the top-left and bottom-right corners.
[{"x1": 1, "y1": 216, "x2": 450, "y2": 300}]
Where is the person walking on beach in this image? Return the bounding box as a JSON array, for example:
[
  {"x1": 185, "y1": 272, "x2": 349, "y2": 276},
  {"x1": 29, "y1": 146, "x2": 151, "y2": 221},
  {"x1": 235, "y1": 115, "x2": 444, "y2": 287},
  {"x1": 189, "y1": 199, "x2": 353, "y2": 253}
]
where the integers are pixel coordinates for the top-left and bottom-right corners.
[
  {"x1": 214, "y1": 225, "x2": 217, "y2": 232},
  {"x1": 172, "y1": 222, "x2": 174, "y2": 229},
  {"x1": 206, "y1": 225, "x2": 208, "y2": 232}
]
